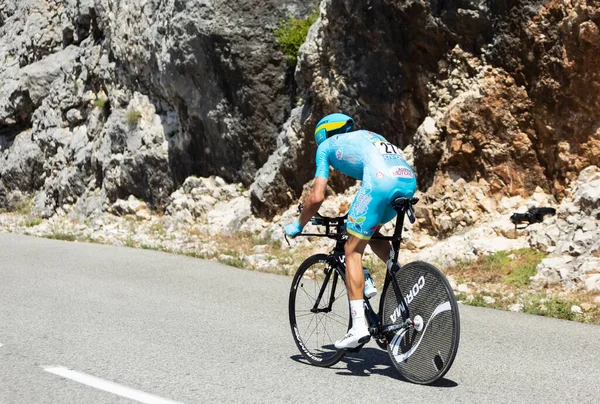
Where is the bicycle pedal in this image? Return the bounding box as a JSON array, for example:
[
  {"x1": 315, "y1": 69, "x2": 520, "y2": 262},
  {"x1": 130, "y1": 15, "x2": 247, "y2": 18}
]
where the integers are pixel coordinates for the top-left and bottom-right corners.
[
  {"x1": 345, "y1": 343, "x2": 365, "y2": 353},
  {"x1": 358, "y1": 335, "x2": 371, "y2": 344}
]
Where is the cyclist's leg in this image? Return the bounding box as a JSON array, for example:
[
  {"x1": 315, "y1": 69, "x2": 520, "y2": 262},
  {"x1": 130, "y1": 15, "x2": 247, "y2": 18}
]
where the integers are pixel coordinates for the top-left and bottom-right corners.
[
  {"x1": 335, "y1": 234, "x2": 372, "y2": 349},
  {"x1": 344, "y1": 235, "x2": 370, "y2": 301},
  {"x1": 367, "y1": 205, "x2": 397, "y2": 262},
  {"x1": 336, "y1": 173, "x2": 387, "y2": 349},
  {"x1": 369, "y1": 226, "x2": 391, "y2": 262}
]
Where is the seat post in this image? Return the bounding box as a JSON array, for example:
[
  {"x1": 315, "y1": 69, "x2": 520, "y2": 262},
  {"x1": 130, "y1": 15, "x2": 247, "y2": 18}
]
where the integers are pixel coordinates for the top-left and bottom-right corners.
[{"x1": 389, "y1": 204, "x2": 407, "y2": 265}]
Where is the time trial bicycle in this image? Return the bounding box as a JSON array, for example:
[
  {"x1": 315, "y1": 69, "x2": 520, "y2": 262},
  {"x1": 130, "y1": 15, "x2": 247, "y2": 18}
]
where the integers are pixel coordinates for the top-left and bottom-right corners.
[{"x1": 287, "y1": 197, "x2": 460, "y2": 384}]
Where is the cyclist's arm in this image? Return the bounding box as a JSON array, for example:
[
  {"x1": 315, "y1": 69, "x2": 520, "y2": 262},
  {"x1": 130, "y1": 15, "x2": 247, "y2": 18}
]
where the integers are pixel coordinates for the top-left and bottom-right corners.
[{"x1": 299, "y1": 177, "x2": 327, "y2": 227}]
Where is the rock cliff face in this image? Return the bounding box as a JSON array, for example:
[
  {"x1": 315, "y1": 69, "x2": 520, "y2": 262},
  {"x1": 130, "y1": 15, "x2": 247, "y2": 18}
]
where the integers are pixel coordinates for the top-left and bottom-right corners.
[
  {"x1": 1, "y1": 0, "x2": 599, "y2": 241},
  {"x1": 250, "y1": 0, "x2": 600, "y2": 232},
  {"x1": 0, "y1": 0, "x2": 316, "y2": 215}
]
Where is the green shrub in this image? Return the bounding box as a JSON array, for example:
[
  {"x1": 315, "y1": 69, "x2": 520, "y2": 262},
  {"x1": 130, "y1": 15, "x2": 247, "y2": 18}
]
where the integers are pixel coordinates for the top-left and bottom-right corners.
[
  {"x1": 123, "y1": 236, "x2": 136, "y2": 248},
  {"x1": 481, "y1": 250, "x2": 512, "y2": 273},
  {"x1": 274, "y1": 9, "x2": 319, "y2": 66},
  {"x1": 219, "y1": 256, "x2": 245, "y2": 269},
  {"x1": 503, "y1": 248, "x2": 546, "y2": 287},
  {"x1": 94, "y1": 97, "x2": 107, "y2": 110},
  {"x1": 445, "y1": 248, "x2": 546, "y2": 286},
  {"x1": 46, "y1": 233, "x2": 77, "y2": 242},
  {"x1": 14, "y1": 198, "x2": 34, "y2": 215},
  {"x1": 523, "y1": 296, "x2": 580, "y2": 322},
  {"x1": 22, "y1": 217, "x2": 42, "y2": 227},
  {"x1": 126, "y1": 109, "x2": 142, "y2": 125}
]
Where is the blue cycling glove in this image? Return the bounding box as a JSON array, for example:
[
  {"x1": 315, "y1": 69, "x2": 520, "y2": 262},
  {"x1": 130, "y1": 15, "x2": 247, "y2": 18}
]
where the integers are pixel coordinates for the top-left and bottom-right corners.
[{"x1": 284, "y1": 219, "x2": 303, "y2": 238}]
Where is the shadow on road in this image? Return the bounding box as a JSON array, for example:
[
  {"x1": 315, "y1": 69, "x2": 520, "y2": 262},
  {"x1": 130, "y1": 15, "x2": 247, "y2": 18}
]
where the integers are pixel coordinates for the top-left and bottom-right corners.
[{"x1": 290, "y1": 347, "x2": 458, "y2": 387}]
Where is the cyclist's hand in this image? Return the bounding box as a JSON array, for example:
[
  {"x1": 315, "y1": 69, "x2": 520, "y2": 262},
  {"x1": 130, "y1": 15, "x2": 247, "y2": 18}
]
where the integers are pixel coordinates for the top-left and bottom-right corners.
[{"x1": 283, "y1": 219, "x2": 303, "y2": 238}]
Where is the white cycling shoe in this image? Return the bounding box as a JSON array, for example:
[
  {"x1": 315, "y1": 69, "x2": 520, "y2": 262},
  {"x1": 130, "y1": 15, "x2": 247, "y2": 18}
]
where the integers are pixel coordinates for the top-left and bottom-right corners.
[{"x1": 334, "y1": 328, "x2": 371, "y2": 350}]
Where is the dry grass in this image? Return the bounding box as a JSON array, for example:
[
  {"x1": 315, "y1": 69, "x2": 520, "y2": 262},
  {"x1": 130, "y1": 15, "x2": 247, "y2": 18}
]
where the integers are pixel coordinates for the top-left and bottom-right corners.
[
  {"x1": 443, "y1": 248, "x2": 600, "y2": 324},
  {"x1": 446, "y1": 248, "x2": 547, "y2": 287}
]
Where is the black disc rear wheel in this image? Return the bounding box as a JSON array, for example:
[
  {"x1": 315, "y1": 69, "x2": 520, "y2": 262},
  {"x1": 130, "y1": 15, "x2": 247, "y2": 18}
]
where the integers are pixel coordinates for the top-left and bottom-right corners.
[
  {"x1": 289, "y1": 254, "x2": 350, "y2": 367},
  {"x1": 381, "y1": 261, "x2": 460, "y2": 384}
]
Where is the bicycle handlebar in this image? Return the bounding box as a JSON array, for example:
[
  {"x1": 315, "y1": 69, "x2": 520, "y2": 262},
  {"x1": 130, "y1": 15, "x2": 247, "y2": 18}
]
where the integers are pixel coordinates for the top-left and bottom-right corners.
[{"x1": 297, "y1": 203, "x2": 348, "y2": 225}]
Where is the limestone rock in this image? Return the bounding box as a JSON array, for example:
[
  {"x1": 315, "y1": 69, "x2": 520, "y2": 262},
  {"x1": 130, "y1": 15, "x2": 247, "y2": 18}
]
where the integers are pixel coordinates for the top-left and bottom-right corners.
[
  {"x1": 584, "y1": 274, "x2": 600, "y2": 293},
  {"x1": 529, "y1": 166, "x2": 600, "y2": 288},
  {"x1": 0, "y1": 132, "x2": 44, "y2": 195},
  {"x1": 531, "y1": 256, "x2": 574, "y2": 288},
  {"x1": 508, "y1": 304, "x2": 523, "y2": 313},
  {"x1": 165, "y1": 175, "x2": 255, "y2": 234},
  {"x1": 457, "y1": 284, "x2": 470, "y2": 294},
  {"x1": 109, "y1": 196, "x2": 146, "y2": 217},
  {"x1": 250, "y1": 107, "x2": 305, "y2": 218},
  {"x1": 581, "y1": 303, "x2": 593, "y2": 312},
  {"x1": 20, "y1": 46, "x2": 80, "y2": 105}
]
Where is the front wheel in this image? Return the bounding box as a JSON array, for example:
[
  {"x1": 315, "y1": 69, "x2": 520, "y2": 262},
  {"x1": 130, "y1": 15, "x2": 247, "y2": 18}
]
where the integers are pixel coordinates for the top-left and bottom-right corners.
[
  {"x1": 289, "y1": 254, "x2": 350, "y2": 367},
  {"x1": 381, "y1": 261, "x2": 460, "y2": 384}
]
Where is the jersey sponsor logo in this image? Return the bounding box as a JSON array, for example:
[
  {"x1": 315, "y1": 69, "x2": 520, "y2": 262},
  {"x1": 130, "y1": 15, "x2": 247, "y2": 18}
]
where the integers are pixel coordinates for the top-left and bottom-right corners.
[
  {"x1": 349, "y1": 222, "x2": 363, "y2": 233},
  {"x1": 390, "y1": 166, "x2": 414, "y2": 178},
  {"x1": 348, "y1": 216, "x2": 366, "y2": 223},
  {"x1": 336, "y1": 149, "x2": 343, "y2": 161},
  {"x1": 353, "y1": 193, "x2": 372, "y2": 215}
]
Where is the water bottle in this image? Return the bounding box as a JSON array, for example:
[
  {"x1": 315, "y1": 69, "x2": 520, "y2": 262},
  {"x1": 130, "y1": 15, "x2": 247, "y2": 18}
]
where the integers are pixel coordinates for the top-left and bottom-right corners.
[{"x1": 363, "y1": 267, "x2": 377, "y2": 299}]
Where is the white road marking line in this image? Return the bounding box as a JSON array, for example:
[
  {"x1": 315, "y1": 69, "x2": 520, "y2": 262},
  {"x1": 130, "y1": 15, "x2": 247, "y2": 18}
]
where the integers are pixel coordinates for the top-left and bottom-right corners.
[{"x1": 43, "y1": 366, "x2": 184, "y2": 404}]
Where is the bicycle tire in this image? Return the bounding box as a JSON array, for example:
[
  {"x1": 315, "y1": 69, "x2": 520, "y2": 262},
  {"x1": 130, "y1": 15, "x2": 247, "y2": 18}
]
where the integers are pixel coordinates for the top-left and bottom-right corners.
[
  {"x1": 381, "y1": 261, "x2": 460, "y2": 384},
  {"x1": 289, "y1": 254, "x2": 350, "y2": 367}
]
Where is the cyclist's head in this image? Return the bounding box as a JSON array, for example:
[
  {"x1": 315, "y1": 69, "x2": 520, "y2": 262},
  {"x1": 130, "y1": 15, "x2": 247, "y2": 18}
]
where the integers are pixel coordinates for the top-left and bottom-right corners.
[{"x1": 314, "y1": 113, "x2": 354, "y2": 146}]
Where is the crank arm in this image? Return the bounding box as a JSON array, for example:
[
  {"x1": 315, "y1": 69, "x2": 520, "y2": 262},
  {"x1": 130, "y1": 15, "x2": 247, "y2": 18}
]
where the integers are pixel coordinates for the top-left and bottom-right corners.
[{"x1": 381, "y1": 318, "x2": 414, "y2": 334}]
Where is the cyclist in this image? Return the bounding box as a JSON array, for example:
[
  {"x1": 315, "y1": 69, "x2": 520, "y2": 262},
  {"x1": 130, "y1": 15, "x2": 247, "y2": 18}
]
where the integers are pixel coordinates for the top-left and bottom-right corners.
[{"x1": 284, "y1": 113, "x2": 417, "y2": 349}]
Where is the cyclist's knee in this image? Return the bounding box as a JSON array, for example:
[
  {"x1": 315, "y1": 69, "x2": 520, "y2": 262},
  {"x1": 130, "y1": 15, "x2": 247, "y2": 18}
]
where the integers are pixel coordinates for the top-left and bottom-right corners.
[{"x1": 345, "y1": 235, "x2": 368, "y2": 255}]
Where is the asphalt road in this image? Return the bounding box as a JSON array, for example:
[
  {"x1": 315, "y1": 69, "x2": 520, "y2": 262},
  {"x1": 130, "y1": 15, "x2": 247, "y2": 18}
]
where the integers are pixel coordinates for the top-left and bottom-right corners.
[{"x1": 1, "y1": 232, "x2": 599, "y2": 404}]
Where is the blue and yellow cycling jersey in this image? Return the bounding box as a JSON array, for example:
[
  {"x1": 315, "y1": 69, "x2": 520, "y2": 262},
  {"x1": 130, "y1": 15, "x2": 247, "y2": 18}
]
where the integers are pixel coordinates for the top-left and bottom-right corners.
[{"x1": 315, "y1": 130, "x2": 417, "y2": 239}]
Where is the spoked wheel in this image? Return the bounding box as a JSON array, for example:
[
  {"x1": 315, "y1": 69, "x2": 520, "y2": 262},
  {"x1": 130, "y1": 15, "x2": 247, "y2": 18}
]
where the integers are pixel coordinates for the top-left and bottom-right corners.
[
  {"x1": 289, "y1": 254, "x2": 350, "y2": 367},
  {"x1": 381, "y1": 261, "x2": 460, "y2": 384}
]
